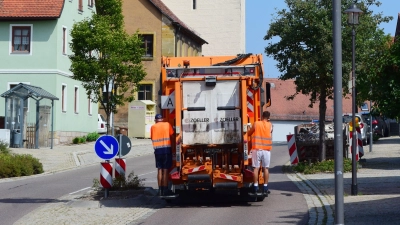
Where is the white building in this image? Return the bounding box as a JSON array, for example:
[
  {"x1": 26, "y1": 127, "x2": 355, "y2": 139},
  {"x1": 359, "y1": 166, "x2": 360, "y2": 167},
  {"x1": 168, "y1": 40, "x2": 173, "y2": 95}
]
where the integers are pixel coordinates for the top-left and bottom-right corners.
[{"x1": 162, "y1": 0, "x2": 245, "y2": 56}]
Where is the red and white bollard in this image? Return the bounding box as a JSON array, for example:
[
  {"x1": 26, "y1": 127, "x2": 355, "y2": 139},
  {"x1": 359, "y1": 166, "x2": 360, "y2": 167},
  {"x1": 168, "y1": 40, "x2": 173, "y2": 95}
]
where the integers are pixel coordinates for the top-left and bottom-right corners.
[
  {"x1": 100, "y1": 161, "x2": 113, "y2": 197},
  {"x1": 114, "y1": 158, "x2": 126, "y2": 178},
  {"x1": 286, "y1": 134, "x2": 299, "y2": 165},
  {"x1": 348, "y1": 127, "x2": 363, "y2": 161}
]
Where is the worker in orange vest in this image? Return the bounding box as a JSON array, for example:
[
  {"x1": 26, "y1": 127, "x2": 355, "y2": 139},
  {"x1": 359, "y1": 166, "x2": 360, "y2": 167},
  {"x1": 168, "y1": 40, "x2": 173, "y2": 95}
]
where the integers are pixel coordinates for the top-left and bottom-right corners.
[
  {"x1": 150, "y1": 114, "x2": 174, "y2": 196},
  {"x1": 247, "y1": 111, "x2": 273, "y2": 195}
]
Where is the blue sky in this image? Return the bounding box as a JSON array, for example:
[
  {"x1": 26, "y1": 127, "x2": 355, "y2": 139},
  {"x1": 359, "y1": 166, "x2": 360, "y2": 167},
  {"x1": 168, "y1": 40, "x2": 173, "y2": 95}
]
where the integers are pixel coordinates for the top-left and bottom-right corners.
[{"x1": 246, "y1": 1, "x2": 399, "y2": 78}]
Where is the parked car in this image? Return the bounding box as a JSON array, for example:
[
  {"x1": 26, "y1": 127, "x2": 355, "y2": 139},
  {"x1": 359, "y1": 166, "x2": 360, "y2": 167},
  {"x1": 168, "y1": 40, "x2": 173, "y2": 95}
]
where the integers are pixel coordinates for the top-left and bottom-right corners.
[
  {"x1": 361, "y1": 113, "x2": 389, "y2": 137},
  {"x1": 342, "y1": 113, "x2": 368, "y2": 145},
  {"x1": 98, "y1": 114, "x2": 107, "y2": 134}
]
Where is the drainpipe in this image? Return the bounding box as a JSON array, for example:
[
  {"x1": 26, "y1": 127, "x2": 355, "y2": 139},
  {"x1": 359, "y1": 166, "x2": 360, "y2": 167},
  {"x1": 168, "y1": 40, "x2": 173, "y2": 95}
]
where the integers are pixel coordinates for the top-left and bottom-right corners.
[{"x1": 51, "y1": 100, "x2": 54, "y2": 149}]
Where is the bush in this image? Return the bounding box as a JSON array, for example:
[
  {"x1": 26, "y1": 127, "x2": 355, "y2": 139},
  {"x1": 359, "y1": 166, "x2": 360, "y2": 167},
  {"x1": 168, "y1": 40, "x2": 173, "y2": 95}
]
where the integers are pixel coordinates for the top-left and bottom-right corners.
[
  {"x1": 0, "y1": 140, "x2": 10, "y2": 154},
  {"x1": 72, "y1": 133, "x2": 99, "y2": 144},
  {"x1": 78, "y1": 136, "x2": 86, "y2": 144},
  {"x1": 72, "y1": 137, "x2": 80, "y2": 144},
  {"x1": 291, "y1": 158, "x2": 354, "y2": 174},
  {"x1": 92, "y1": 171, "x2": 145, "y2": 190},
  {"x1": 86, "y1": 132, "x2": 100, "y2": 142},
  {"x1": 0, "y1": 150, "x2": 43, "y2": 178}
]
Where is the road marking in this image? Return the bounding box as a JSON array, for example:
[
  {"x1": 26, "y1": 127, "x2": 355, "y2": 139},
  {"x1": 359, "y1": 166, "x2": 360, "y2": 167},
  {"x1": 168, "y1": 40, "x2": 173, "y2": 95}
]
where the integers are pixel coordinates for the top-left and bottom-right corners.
[
  {"x1": 69, "y1": 187, "x2": 91, "y2": 195},
  {"x1": 137, "y1": 171, "x2": 156, "y2": 177}
]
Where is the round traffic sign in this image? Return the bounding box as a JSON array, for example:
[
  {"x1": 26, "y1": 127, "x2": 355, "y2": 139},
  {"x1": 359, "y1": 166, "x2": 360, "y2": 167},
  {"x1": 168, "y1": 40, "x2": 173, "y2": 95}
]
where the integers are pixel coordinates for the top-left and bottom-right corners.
[
  {"x1": 116, "y1": 134, "x2": 132, "y2": 157},
  {"x1": 94, "y1": 135, "x2": 119, "y2": 160}
]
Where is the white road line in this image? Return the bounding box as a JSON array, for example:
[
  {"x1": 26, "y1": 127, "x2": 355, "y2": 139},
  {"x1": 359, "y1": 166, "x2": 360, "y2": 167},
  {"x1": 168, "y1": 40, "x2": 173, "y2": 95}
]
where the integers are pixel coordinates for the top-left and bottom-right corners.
[
  {"x1": 137, "y1": 171, "x2": 157, "y2": 177},
  {"x1": 69, "y1": 187, "x2": 91, "y2": 195}
]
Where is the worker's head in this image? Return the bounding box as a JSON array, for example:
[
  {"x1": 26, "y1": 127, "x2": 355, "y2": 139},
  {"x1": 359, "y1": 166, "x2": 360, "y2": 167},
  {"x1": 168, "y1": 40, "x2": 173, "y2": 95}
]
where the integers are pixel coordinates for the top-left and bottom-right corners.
[
  {"x1": 155, "y1": 114, "x2": 163, "y2": 122},
  {"x1": 262, "y1": 111, "x2": 271, "y2": 120}
]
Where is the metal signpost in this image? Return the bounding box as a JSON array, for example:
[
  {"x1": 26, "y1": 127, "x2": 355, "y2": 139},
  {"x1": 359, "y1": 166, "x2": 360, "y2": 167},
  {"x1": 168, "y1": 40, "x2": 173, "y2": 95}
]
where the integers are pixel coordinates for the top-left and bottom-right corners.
[
  {"x1": 114, "y1": 134, "x2": 132, "y2": 179},
  {"x1": 333, "y1": 0, "x2": 344, "y2": 223},
  {"x1": 95, "y1": 135, "x2": 119, "y2": 197}
]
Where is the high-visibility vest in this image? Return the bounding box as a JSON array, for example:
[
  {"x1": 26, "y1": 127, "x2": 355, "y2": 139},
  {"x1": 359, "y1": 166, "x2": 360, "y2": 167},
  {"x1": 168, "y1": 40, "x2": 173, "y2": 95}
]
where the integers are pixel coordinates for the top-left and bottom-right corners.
[
  {"x1": 252, "y1": 121, "x2": 272, "y2": 150},
  {"x1": 150, "y1": 122, "x2": 173, "y2": 149}
]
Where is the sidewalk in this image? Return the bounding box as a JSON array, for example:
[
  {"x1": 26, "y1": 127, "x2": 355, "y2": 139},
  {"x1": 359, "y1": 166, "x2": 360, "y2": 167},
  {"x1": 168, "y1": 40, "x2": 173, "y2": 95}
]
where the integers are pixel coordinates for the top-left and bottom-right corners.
[
  {"x1": 6, "y1": 136, "x2": 400, "y2": 224},
  {"x1": 289, "y1": 136, "x2": 400, "y2": 224}
]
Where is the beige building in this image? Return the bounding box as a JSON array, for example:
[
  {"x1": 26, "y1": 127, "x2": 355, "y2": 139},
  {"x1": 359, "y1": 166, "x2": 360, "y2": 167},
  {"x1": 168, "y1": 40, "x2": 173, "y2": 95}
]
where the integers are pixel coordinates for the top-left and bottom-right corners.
[
  {"x1": 162, "y1": 0, "x2": 245, "y2": 56},
  {"x1": 112, "y1": 0, "x2": 207, "y2": 127}
]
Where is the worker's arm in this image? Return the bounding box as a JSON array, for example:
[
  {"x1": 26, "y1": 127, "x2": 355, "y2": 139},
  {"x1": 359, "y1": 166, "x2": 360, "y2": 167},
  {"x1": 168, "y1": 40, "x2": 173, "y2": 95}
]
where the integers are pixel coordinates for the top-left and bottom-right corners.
[{"x1": 247, "y1": 123, "x2": 255, "y2": 136}]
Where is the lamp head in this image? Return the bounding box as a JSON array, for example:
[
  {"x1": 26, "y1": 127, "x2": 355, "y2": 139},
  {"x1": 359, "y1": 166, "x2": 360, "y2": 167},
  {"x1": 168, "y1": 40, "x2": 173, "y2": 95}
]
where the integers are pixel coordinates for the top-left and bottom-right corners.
[{"x1": 344, "y1": 3, "x2": 363, "y2": 26}]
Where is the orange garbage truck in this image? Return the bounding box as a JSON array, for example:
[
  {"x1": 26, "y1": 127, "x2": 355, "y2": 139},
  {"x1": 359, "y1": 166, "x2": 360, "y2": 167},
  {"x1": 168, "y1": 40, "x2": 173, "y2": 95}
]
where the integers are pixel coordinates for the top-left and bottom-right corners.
[{"x1": 160, "y1": 54, "x2": 271, "y2": 201}]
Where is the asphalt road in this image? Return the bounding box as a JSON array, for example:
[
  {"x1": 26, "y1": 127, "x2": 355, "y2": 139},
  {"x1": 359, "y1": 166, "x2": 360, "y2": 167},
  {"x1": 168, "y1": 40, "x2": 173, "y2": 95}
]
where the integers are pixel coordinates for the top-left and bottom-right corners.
[
  {"x1": 0, "y1": 144, "x2": 309, "y2": 225},
  {"x1": 0, "y1": 155, "x2": 157, "y2": 225},
  {"x1": 137, "y1": 144, "x2": 309, "y2": 225}
]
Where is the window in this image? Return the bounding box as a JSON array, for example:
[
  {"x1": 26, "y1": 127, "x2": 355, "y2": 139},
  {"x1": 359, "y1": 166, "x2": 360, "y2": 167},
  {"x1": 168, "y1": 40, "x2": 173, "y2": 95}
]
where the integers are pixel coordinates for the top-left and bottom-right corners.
[
  {"x1": 140, "y1": 34, "x2": 154, "y2": 58},
  {"x1": 79, "y1": 0, "x2": 83, "y2": 11},
  {"x1": 62, "y1": 84, "x2": 67, "y2": 112},
  {"x1": 138, "y1": 84, "x2": 153, "y2": 100},
  {"x1": 88, "y1": 0, "x2": 93, "y2": 7},
  {"x1": 74, "y1": 86, "x2": 79, "y2": 114},
  {"x1": 62, "y1": 27, "x2": 67, "y2": 55},
  {"x1": 11, "y1": 26, "x2": 31, "y2": 53},
  {"x1": 193, "y1": 0, "x2": 196, "y2": 9}
]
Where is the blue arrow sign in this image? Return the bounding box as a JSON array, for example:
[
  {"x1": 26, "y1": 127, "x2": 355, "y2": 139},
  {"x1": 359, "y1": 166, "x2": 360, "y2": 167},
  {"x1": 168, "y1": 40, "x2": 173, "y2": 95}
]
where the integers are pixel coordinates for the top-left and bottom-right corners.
[{"x1": 95, "y1": 135, "x2": 119, "y2": 160}]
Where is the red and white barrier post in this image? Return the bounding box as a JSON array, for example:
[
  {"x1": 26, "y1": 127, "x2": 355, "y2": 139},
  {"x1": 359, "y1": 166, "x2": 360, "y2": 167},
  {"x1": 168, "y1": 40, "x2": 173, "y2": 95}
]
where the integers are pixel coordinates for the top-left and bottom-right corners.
[
  {"x1": 100, "y1": 161, "x2": 113, "y2": 197},
  {"x1": 286, "y1": 134, "x2": 299, "y2": 165},
  {"x1": 348, "y1": 127, "x2": 363, "y2": 161},
  {"x1": 115, "y1": 158, "x2": 126, "y2": 178}
]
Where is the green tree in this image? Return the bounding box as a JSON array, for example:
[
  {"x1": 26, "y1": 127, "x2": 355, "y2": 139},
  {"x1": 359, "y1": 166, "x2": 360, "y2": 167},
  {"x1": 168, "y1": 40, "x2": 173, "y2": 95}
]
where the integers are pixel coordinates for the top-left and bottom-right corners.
[
  {"x1": 69, "y1": 0, "x2": 146, "y2": 134},
  {"x1": 264, "y1": 0, "x2": 391, "y2": 161},
  {"x1": 367, "y1": 39, "x2": 400, "y2": 119}
]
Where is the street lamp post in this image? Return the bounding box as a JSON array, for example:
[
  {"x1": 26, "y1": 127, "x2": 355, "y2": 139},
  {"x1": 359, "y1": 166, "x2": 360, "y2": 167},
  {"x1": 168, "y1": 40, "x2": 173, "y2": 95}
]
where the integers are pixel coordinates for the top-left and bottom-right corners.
[{"x1": 345, "y1": 2, "x2": 363, "y2": 196}]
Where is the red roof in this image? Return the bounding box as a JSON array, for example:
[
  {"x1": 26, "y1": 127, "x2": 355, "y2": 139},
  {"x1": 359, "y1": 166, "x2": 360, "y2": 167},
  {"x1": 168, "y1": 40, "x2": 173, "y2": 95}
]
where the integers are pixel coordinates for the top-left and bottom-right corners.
[
  {"x1": 264, "y1": 78, "x2": 357, "y2": 121},
  {"x1": 0, "y1": 0, "x2": 64, "y2": 19}
]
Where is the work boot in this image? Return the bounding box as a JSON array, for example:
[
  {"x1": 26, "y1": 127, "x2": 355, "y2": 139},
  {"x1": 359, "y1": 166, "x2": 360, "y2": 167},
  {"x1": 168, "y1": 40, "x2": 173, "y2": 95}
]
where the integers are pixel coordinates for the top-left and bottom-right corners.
[
  {"x1": 252, "y1": 185, "x2": 259, "y2": 194},
  {"x1": 163, "y1": 187, "x2": 174, "y2": 196},
  {"x1": 263, "y1": 186, "x2": 270, "y2": 195},
  {"x1": 158, "y1": 187, "x2": 163, "y2": 196}
]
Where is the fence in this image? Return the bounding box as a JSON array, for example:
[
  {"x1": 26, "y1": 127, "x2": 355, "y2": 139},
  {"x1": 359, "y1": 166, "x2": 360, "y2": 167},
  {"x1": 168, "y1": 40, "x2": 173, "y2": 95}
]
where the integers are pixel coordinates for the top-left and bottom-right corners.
[{"x1": 26, "y1": 123, "x2": 35, "y2": 149}]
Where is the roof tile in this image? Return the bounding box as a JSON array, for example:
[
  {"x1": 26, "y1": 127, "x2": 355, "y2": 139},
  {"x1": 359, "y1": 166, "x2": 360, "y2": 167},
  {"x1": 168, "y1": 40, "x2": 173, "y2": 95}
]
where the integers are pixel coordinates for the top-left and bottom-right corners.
[
  {"x1": 264, "y1": 78, "x2": 357, "y2": 121},
  {"x1": 0, "y1": 0, "x2": 64, "y2": 19}
]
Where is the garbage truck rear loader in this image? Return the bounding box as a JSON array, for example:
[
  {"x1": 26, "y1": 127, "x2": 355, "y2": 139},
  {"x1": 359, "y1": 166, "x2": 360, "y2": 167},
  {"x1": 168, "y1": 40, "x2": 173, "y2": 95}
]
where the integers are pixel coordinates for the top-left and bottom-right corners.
[{"x1": 160, "y1": 54, "x2": 271, "y2": 201}]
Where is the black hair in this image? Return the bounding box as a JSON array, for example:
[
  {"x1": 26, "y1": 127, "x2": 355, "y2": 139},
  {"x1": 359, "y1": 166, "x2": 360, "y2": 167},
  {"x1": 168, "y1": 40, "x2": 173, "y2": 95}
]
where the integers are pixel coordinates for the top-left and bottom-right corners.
[{"x1": 262, "y1": 111, "x2": 270, "y2": 119}]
